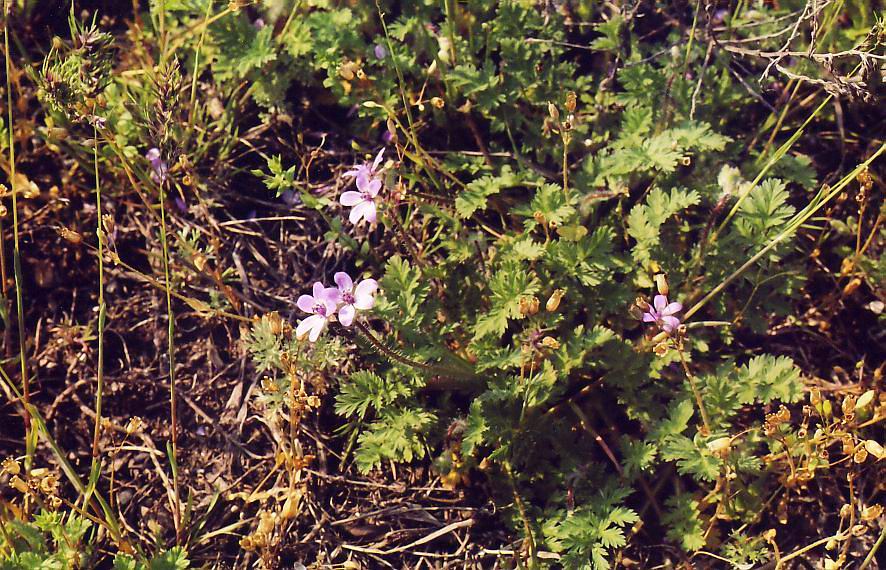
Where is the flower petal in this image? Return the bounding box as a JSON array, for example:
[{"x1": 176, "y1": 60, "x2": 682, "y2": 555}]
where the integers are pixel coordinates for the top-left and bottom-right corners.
[
  {"x1": 661, "y1": 316, "x2": 681, "y2": 333},
  {"x1": 308, "y1": 316, "x2": 327, "y2": 342},
  {"x1": 642, "y1": 312, "x2": 657, "y2": 323},
  {"x1": 356, "y1": 170, "x2": 372, "y2": 192},
  {"x1": 338, "y1": 304, "x2": 356, "y2": 327},
  {"x1": 296, "y1": 315, "x2": 319, "y2": 340},
  {"x1": 296, "y1": 295, "x2": 315, "y2": 314},
  {"x1": 362, "y1": 200, "x2": 377, "y2": 224},
  {"x1": 334, "y1": 272, "x2": 353, "y2": 292},
  {"x1": 312, "y1": 281, "x2": 326, "y2": 299},
  {"x1": 653, "y1": 295, "x2": 668, "y2": 311},
  {"x1": 340, "y1": 191, "x2": 363, "y2": 207},
  {"x1": 372, "y1": 148, "x2": 385, "y2": 170},
  {"x1": 349, "y1": 200, "x2": 371, "y2": 224},
  {"x1": 661, "y1": 302, "x2": 683, "y2": 316},
  {"x1": 364, "y1": 178, "x2": 382, "y2": 198},
  {"x1": 353, "y1": 279, "x2": 378, "y2": 309},
  {"x1": 320, "y1": 287, "x2": 342, "y2": 305},
  {"x1": 145, "y1": 148, "x2": 161, "y2": 161}
]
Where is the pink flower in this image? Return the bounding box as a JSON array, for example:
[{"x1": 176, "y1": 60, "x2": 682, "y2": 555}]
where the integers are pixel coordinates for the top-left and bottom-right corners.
[
  {"x1": 642, "y1": 295, "x2": 683, "y2": 334},
  {"x1": 145, "y1": 147, "x2": 168, "y2": 184},
  {"x1": 340, "y1": 171, "x2": 381, "y2": 225},
  {"x1": 328, "y1": 272, "x2": 378, "y2": 326},
  {"x1": 344, "y1": 148, "x2": 385, "y2": 183},
  {"x1": 296, "y1": 282, "x2": 338, "y2": 342}
]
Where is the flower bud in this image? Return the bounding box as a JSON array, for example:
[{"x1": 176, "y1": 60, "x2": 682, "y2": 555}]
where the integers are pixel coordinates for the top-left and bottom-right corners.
[
  {"x1": 654, "y1": 274, "x2": 669, "y2": 296},
  {"x1": 706, "y1": 437, "x2": 732, "y2": 456},
  {"x1": 855, "y1": 390, "x2": 875, "y2": 411},
  {"x1": 546, "y1": 289, "x2": 565, "y2": 312}
]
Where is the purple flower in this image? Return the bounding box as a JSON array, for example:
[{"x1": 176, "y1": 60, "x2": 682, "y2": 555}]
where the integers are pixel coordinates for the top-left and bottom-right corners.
[
  {"x1": 374, "y1": 44, "x2": 387, "y2": 60},
  {"x1": 146, "y1": 147, "x2": 168, "y2": 184},
  {"x1": 642, "y1": 295, "x2": 683, "y2": 334},
  {"x1": 328, "y1": 272, "x2": 378, "y2": 326},
  {"x1": 343, "y1": 148, "x2": 385, "y2": 183},
  {"x1": 340, "y1": 170, "x2": 382, "y2": 225},
  {"x1": 296, "y1": 282, "x2": 338, "y2": 342},
  {"x1": 341, "y1": 149, "x2": 385, "y2": 225}
]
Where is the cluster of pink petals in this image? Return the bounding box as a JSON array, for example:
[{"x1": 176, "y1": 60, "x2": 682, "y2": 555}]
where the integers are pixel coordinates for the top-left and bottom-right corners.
[
  {"x1": 642, "y1": 295, "x2": 683, "y2": 334},
  {"x1": 341, "y1": 149, "x2": 385, "y2": 225},
  {"x1": 296, "y1": 272, "x2": 378, "y2": 342}
]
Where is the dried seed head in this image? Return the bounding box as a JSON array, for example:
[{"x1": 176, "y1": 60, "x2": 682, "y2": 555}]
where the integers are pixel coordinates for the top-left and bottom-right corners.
[
  {"x1": 1, "y1": 457, "x2": 21, "y2": 475},
  {"x1": 125, "y1": 417, "x2": 144, "y2": 435},
  {"x1": 10, "y1": 475, "x2": 29, "y2": 494},
  {"x1": 57, "y1": 227, "x2": 82, "y2": 244},
  {"x1": 861, "y1": 504, "x2": 883, "y2": 521},
  {"x1": 430, "y1": 96, "x2": 445, "y2": 109},
  {"x1": 653, "y1": 341, "x2": 670, "y2": 356},
  {"x1": 519, "y1": 296, "x2": 540, "y2": 316},
  {"x1": 541, "y1": 336, "x2": 560, "y2": 350},
  {"x1": 565, "y1": 91, "x2": 576, "y2": 113},
  {"x1": 546, "y1": 289, "x2": 565, "y2": 312},
  {"x1": 853, "y1": 447, "x2": 869, "y2": 463}
]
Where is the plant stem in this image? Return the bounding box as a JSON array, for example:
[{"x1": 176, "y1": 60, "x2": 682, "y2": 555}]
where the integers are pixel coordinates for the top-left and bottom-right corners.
[
  {"x1": 676, "y1": 347, "x2": 712, "y2": 435},
  {"x1": 158, "y1": 177, "x2": 182, "y2": 544},
  {"x1": 88, "y1": 123, "x2": 107, "y2": 496},
  {"x1": 4, "y1": 0, "x2": 33, "y2": 468}
]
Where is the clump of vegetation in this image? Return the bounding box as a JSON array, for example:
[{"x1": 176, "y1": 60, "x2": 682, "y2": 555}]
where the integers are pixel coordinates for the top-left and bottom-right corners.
[{"x1": 1, "y1": 0, "x2": 884, "y2": 568}]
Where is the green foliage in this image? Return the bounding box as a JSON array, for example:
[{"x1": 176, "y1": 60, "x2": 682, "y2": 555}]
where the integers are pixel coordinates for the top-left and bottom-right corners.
[
  {"x1": 662, "y1": 495, "x2": 706, "y2": 552},
  {"x1": 0, "y1": 511, "x2": 93, "y2": 569},
  {"x1": 252, "y1": 155, "x2": 296, "y2": 197}
]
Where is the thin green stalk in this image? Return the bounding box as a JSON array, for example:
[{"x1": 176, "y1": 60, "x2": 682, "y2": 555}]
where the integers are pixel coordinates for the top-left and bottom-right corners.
[
  {"x1": 158, "y1": 177, "x2": 182, "y2": 544},
  {"x1": 709, "y1": 95, "x2": 832, "y2": 244},
  {"x1": 86, "y1": 123, "x2": 107, "y2": 503},
  {"x1": 186, "y1": 0, "x2": 214, "y2": 135},
  {"x1": 4, "y1": 0, "x2": 34, "y2": 469},
  {"x1": 0, "y1": 366, "x2": 124, "y2": 545},
  {"x1": 685, "y1": 141, "x2": 885, "y2": 320}
]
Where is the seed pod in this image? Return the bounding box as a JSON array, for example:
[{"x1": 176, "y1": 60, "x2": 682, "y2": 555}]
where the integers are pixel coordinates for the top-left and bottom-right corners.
[
  {"x1": 519, "y1": 296, "x2": 540, "y2": 316},
  {"x1": 10, "y1": 476, "x2": 28, "y2": 494},
  {"x1": 855, "y1": 390, "x2": 875, "y2": 410},
  {"x1": 654, "y1": 274, "x2": 669, "y2": 296},
  {"x1": 1, "y1": 457, "x2": 21, "y2": 475},
  {"x1": 565, "y1": 91, "x2": 576, "y2": 113},
  {"x1": 864, "y1": 439, "x2": 884, "y2": 459},
  {"x1": 57, "y1": 227, "x2": 82, "y2": 244},
  {"x1": 842, "y1": 277, "x2": 862, "y2": 297},
  {"x1": 546, "y1": 289, "x2": 565, "y2": 312}
]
